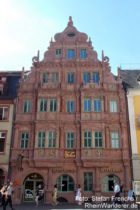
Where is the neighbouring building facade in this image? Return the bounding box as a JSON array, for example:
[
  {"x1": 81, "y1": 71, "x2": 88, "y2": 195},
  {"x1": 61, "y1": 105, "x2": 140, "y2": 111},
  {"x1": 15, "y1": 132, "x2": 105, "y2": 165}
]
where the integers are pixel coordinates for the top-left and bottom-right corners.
[
  {"x1": 10, "y1": 17, "x2": 132, "y2": 204},
  {"x1": 0, "y1": 71, "x2": 21, "y2": 188},
  {"x1": 119, "y1": 69, "x2": 140, "y2": 197}
]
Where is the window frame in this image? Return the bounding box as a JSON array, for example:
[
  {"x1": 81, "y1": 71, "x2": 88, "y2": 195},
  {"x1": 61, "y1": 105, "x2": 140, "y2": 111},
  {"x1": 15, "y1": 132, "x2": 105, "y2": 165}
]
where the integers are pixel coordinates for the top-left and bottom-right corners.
[
  {"x1": 110, "y1": 100, "x2": 118, "y2": 113},
  {"x1": 23, "y1": 100, "x2": 31, "y2": 113},
  {"x1": 110, "y1": 131, "x2": 120, "y2": 149},
  {"x1": 67, "y1": 72, "x2": 74, "y2": 84},
  {"x1": 83, "y1": 72, "x2": 90, "y2": 83},
  {"x1": 83, "y1": 172, "x2": 93, "y2": 192},
  {"x1": 40, "y1": 99, "x2": 47, "y2": 112},
  {"x1": 93, "y1": 99, "x2": 102, "y2": 112},
  {"x1": 66, "y1": 132, "x2": 75, "y2": 149},
  {"x1": 84, "y1": 131, "x2": 92, "y2": 148},
  {"x1": 94, "y1": 131, "x2": 103, "y2": 148},
  {"x1": 55, "y1": 49, "x2": 61, "y2": 58},
  {"x1": 50, "y1": 99, "x2": 57, "y2": 112},
  {"x1": 80, "y1": 49, "x2": 86, "y2": 59},
  {"x1": 0, "y1": 107, "x2": 9, "y2": 121},
  {"x1": 20, "y1": 132, "x2": 29, "y2": 149},
  {"x1": 48, "y1": 131, "x2": 56, "y2": 148},
  {"x1": 93, "y1": 73, "x2": 99, "y2": 84},
  {"x1": 67, "y1": 49, "x2": 75, "y2": 59},
  {"x1": 0, "y1": 131, "x2": 7, "y2": 153},
  {"x1": 66, "y1": 100, "x2": 74, "y2": 113},
  {"x1": 38, "y1": 131, "x2": 46, "y2": 148},
  {"x1": 84, "y1": 98, "x2": 91, "y2": 112}
]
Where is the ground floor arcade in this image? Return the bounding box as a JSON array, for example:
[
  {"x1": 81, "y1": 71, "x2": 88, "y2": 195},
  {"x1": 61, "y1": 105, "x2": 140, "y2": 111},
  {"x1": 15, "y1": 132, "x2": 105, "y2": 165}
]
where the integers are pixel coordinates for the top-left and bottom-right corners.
[{"x1": 10, "y1": 162, "x2": 132, "y2": 204}]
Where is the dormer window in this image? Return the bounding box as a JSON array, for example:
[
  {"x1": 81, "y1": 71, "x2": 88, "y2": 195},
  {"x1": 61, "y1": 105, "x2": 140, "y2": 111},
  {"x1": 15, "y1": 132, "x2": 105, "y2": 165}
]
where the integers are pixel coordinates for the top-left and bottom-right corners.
[{"x1": 55, "y1": 49, "x2": 61, "y2": 58}]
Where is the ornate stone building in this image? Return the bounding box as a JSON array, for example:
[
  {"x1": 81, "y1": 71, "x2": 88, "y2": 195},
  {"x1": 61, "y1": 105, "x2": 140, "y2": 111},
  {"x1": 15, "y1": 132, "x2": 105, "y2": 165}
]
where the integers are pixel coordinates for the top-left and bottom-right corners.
[{"x1": 10, "y1": 17, "x2": 132, "y2": 204}]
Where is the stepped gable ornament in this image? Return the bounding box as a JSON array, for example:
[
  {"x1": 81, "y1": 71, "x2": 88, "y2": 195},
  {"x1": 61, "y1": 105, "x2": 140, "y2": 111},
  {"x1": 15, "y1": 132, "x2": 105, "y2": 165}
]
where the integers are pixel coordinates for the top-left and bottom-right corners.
[
  {"x1": 54, "y1": 16, "x2": 88, "y2": 42},
  {"x1": 32, "y1": 50, "x2": 40, "y2": 65}
]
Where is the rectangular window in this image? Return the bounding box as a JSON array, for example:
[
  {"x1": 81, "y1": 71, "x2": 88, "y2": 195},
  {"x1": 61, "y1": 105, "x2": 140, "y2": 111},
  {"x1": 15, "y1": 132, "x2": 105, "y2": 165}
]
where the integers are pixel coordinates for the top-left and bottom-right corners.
[
  {"x1": 66, "y1": 100, "x2": 74, "y2": 113},
  {"x1": 55, "y1": 49, "x2": 61, "y2": 57},
  {"x1": 84, "y1": 99, "x2": 91, "y2": 112},
  {"x1": 38, "y1": 131, "x2": 45, "y2": 148},
  {"x1": 0, "y1": 107, "x2": 9, "y2": 120},
  {"x1": 23, "y1": 100, "x2": 31, "y2": 113},
  {"x1": 0, "y1": 132, "x2": 6, "y2": 152},
  {"x1": 20, "y1": 132, "x2": 29, "y2": 149},
  {"x1": 50, "y1": 99, "x2": 57, "y2": 112},
  {"x1": 42, "y1": 73, "x2": 49, "y2": 84},
  {"x1": 84, "y1": 131, "x2": 92, "y2": 148},
  {"x1": 67, "y1": 49, "x2": 75, "y2": 59},
  {"x1": 80, "y1": 49, "x2": 86, "y2": 59},
  {"x1": 111, "y1": 132, "x2": 120, "y2": 149},
  {"x1": 93, "y1": 73, "x2": 99, "y2": 84},
  {"x1": 52, "y1": 73, "x2": 58, "y2": 84},
  {"x1": 94, "y1": 131, "x2": 103, "y2": 148},
  {"x1": 67, "y1": 73, "x2": 74, "y2": 84},
  {"x1": 83, "y1": 73, "x2": 90, "y2": 83},
  {"x1": 93, "y1": 99, "x2": 102, "y2": 112},
  {"x1": 84, "y1": 172, "x2": 93, "y2": 192},
  {"x1": 40, "y1": 99, "x2": 47, "y2": 112},
  {"x1": 110, "y1": 100, "x2": 118, "y2": 112},
  {"x1": 48, "y1": 131, "x2": 56, "y2": 148},
  {"x1": 66, "y1": 132, "x2": 74, "y2": 149}
]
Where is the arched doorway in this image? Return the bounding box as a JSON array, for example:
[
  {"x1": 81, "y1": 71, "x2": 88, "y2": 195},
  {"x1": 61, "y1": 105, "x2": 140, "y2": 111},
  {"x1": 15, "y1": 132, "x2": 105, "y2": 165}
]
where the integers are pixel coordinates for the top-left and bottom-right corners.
[
  {"x1": 23, "y1": 173, "x2": 44, "y2": 202},
  {"x1": 0, "y1": 169, "x2": 5, "y2": 188},
  {"x1": 56, "y1": 174, "x2": 74, "y2": 192},
  {"x1": 101, "y1": 174, "x2": 120, "y2": 192}
]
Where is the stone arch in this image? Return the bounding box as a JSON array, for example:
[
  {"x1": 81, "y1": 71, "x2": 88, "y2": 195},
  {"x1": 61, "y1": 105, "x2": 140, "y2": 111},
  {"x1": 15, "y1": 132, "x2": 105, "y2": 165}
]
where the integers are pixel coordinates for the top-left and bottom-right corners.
[{"x1": 101, "y1": 174, "x2": 121, "y2": 192}]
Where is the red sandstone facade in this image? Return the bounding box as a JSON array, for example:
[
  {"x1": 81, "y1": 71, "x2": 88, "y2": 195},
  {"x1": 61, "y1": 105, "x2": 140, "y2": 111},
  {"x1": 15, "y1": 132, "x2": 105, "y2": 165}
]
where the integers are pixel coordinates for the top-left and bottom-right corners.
[{"x1": 10, "y1": 17, "x2": 132, "y2": 204}]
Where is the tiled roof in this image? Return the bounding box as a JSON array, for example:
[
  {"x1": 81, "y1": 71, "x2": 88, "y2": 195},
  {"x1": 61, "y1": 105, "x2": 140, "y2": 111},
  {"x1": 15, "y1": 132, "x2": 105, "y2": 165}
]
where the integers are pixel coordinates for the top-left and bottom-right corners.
[
  {"x1": 119, "y1": 69, "x2": 140, "y2": 89},
  {"x1": 0, "y1": 72, "x2": 21, "y2": 99}
]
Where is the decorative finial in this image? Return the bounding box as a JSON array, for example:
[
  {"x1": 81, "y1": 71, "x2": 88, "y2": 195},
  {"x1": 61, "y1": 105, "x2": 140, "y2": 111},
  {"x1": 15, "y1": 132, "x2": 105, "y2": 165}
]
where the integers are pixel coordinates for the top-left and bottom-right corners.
[
  {"x1": 68, "y1": 16, "x2": 73, "y2": 26},
  {"x1": 51, "y1": 37, "x2": 53, "y2": 42},
  {"x1": 102, "y1": 50, "x2": 104, "y2": 62}
]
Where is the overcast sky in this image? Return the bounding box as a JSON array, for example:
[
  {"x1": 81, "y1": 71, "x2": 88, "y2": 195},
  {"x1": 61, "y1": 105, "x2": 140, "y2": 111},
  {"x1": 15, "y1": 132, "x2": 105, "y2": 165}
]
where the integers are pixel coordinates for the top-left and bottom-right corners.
[{"x1": 0, "y1": 0, "x2": 140, "y2": 74}]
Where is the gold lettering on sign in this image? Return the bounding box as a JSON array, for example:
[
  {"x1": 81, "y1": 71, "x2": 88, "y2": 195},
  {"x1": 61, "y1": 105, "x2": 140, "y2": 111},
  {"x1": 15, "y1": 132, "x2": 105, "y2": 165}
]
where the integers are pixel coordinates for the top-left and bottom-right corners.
[
  {"x1": 52, "y1": 168, "x2": 75, "y2": 173},
  {"x1": 101, "y1": 168, "x2": 122, "y2": 173},
  {"x1": 64, "y1": 150, "x2": 76, "y2": 158}
]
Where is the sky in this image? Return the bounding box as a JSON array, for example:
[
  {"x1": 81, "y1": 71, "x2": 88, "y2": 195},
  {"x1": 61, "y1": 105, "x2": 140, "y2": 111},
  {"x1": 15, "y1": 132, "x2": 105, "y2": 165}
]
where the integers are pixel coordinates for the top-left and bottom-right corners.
[{"x1": 0, "y1": 0, "x2": 140, "y2": 75}]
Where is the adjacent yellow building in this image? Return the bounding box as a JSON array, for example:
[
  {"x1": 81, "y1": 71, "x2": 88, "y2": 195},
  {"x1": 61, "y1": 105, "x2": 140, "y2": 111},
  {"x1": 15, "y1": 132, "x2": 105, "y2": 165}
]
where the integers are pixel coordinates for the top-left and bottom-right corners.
[
  {"x1": 0, "y1": 72, "x2": 21, "y2": 188},
  {"x1": 119, "y1": 69, "x2": 140, "y2": 196}
]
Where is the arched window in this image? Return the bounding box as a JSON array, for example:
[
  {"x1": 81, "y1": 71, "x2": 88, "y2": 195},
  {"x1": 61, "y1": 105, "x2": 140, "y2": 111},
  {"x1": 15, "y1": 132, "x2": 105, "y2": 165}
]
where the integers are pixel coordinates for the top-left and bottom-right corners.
[
  {"x1": 56, "y1": 174, "x2": 74, "y2": 192},
  {"x1": 101, "y1": 174, "x2": 120, "y2": 192}
]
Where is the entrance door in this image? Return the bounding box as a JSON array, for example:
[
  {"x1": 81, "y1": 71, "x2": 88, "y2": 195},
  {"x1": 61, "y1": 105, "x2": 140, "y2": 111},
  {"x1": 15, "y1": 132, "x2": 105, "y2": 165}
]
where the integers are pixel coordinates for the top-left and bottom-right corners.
[{"x1": 23, "y1": 173, "x2": 44, "y2": 202}]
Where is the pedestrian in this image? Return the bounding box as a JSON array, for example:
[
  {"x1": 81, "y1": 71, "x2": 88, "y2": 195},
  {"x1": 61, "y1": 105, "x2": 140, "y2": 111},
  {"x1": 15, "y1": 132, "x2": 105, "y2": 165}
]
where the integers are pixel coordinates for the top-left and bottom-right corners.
[
  {"x1": 3, "y1": 181, "x2": 15, "y2": 210},
  {"x1": 113, "y1": 181, "x2": 120, "y2": 204},
  {"x1": 52, "y1": 184, "x2": 58, "y2": 206},
  {"x1": 75, "y1": 184, "x2": 82, "y2": 205},
  {"x1": 35, "y1": 186, "x2": 40, "y2": 206},
  {"x1": 0, "y1": 184, "x2": 7, "y2": 207}
]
